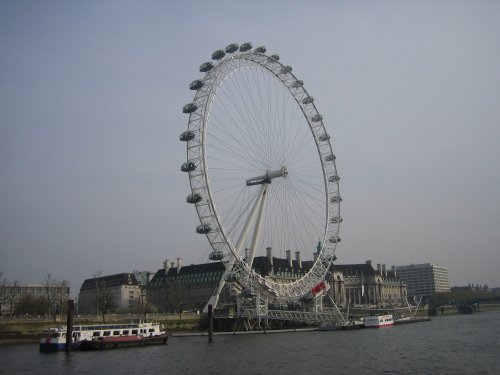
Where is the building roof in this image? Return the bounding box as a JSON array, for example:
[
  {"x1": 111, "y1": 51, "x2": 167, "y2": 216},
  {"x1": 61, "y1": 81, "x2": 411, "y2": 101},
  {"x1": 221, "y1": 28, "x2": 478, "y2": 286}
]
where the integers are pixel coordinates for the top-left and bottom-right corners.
[
  {"x1": 80, "y1": 273, "x2": 138, "y2": 291},
  {"x1": 149, "y1": 257, "x2": 402, "y2": 283},
  {"x1": 150, "y1": 262, "x2": 225, "y2": 283}
]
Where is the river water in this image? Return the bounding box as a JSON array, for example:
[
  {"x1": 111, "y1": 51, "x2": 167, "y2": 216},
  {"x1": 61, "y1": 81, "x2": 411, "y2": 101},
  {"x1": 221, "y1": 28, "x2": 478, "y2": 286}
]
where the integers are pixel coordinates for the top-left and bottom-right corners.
[{"x1": 1, "y1": 310, "x2": 499, "y2": 375}]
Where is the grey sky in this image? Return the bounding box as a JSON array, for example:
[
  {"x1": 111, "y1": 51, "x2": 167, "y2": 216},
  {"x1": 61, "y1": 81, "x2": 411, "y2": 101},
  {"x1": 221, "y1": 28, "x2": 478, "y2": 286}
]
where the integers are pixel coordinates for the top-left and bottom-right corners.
[{"x1": 1, "y1": 0, "x2": 499, "y2": 295}]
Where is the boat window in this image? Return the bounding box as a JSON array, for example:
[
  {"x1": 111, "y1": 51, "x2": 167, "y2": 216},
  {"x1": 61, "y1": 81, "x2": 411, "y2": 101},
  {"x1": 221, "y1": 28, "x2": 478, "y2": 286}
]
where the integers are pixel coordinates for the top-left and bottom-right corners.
[
  {"x1": 93, "y1": 332, "x2": 100, "y2": 337},
  {"x1": 103, "y1": 331, "x2": 111, "y2": 336},
  {"x1": 149, "y1": 329, "x2": 155, "y2": 332},
  {"x1": 123, "y1": 330, "x2": 129, "y2": 335},
  {"x1": 132, "y1": 330, "x2": 138, "y2": 334},
  {"x1": 113, "y1": 331, "x2": 120, "y2": 335}
]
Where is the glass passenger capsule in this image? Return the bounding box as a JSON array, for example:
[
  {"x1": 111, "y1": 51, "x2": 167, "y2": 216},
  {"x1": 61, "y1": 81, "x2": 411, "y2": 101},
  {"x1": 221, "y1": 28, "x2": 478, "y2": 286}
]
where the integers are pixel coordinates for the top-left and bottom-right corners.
[
  {"x1": 239, "y1": 42, "x2": 253, "y2": 52},
  {"x1": 209, "y1": 250, "x2": 224, "y2": 261},
  {"x1": 329, "y1": 237, "x2": 341, "y2": 244},
  {"x1": 196, "y1": 224, "x2": 212, "y2": 234},
  {"x1": 182, "y1": 103, "x2": 198, "y2": 114},
  {"x1": 279, "y1": 65, "x2": 292, "y2": 74},
  {"x1": 212, "y1": 49, "x2": 226, "y2": 60},
  {"x1": 270, "y1": 54, "x2": 280, "y2": 61},
  {"x1": 329, "y1": 174, "x2": 340, "y2": 182},
  {"x1": 330, "y1": 195, "x2": 342, "y2": 203},
  {"x1": 325, "y1": 154, "x2": 336, "y2": 162},
  {"x1": 189, "y1": 80, "x2": 204, "y2": 90},
  {"x1": 225, "y1": 43, "x2": 239, "y2": 53},
  {"x1": 331, "y1": 216, "x2": 343, "y2": 224},
  {"x1": 302, "y1": 96, "x2": 314, "y2": 104},
  {"x1": 291, "y1": 80, "x2": 304, "y2": 88},
  {"x1": 179, "y1": 130, "x2": 195, "y2": 142},
  {"x1": 181, "y1": 160, "x2": 197, "y2": 172},
  {"x1": 199, "y1": 61, "x2": 214, "y2": 72},
  {"x1": 319, "y1": 133, "x2": 330, "y2": 141},
  {"x1": 311, "y1": 114, "x2": 323, "y2": 122},
  {"x1": 254, "y1": 46, "x2": 266, "y2": 53},
  {"x1": 186, "y1": 193, "x2": 202, "y2": 204}
]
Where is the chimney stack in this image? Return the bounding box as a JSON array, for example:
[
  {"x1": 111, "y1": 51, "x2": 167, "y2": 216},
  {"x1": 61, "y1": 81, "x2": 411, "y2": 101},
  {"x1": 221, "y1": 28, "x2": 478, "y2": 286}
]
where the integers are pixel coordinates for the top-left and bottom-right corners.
[
  {"x1": 286, "y1": 250, "x2": 292, "y2": 268},
  {"x1": 391, "y1": 265, "x2": 397, "y2": 277},
  {"x1": 365, "y1": 260, "x2": 372, "y2": 266},
  {"x1": 245, "y1": 248, "x2": 250, "y2": 261},
  {"x1": 163, "y1": 259, "x2": 170, "y2": 274},
  {"x1": 295, "y1": 251, "x2": 302, "y2": 269},
  {"x1": 377, "y1": 263, "x2": 382, "y2": 275},
  {"x1": 266, "y1": 247, "x2": 273, "y2": 266},
  {"x1": 177, "y1": 258, "x2": 183, "y2": 274},
  {"x1": 382, "y1": 264, "x2": 387, "y2": 277}
]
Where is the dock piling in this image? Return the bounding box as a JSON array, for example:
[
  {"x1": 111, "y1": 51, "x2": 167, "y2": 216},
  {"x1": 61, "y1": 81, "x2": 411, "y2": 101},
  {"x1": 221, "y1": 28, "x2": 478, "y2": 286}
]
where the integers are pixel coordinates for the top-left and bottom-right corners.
[
  {"x1": 208, "y1": 304, "x2": 213, "y2": 343},
  {"x1": 65, "y1": 299, "x2": 74, "y2": 353}
]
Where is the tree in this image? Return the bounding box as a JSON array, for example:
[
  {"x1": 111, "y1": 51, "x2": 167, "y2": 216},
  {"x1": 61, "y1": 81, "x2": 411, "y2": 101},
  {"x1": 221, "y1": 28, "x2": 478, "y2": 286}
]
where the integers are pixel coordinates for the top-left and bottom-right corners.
[
  {"x1": 16, "y1": 294, "x2": 50, "y2": 316},
  {"x1": 166, "y1": 279, "x2": 184, "y2": 318},
  {"x1": 43, "y1": 273, "x2": 58, "y2": 316},
  {"x1": 97, "y1": 286, "x2": 115, "y2": 322},
  {"x1": 0, "y1": 273, "x2": 5, "y2": 315},
  {"x1": 93, "y1": 271, "x2": 101, "y2": 316},
  {"x1": 56, "y1": 280, "x2": 69, "y2": 317},
  {"x1": 92, "y1": 271, "x2": 116, "y2": 322},
  {"x1": 4, "y1": 280, "x2": 19, "y2": 316}
]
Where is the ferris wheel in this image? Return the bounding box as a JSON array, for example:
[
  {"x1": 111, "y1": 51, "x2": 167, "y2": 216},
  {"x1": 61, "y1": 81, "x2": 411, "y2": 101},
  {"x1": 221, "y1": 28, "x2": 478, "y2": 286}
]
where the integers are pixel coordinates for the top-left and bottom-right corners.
[{"x1": 180, "y1": 42, "x2": 342, "y2": 303}]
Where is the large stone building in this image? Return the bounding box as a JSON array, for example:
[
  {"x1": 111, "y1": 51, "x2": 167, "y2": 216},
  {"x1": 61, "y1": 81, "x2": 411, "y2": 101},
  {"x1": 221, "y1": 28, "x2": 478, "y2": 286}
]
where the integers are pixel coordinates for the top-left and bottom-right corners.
[
  {"x1": 78, "y1": 273, "x2": 142, "y2": 314},
  {"x1": 328, "y1": 261, "x2": 407, "y2": 308},
  {"x1": 147, "y1": 258, "x2": 226, "y2": 313},
  {"x1": 394, "y1": 263, "x2": 450, "y2": 302},
  {"x1": 147, "y1": 250, "x2": 408, "y2": 312}
]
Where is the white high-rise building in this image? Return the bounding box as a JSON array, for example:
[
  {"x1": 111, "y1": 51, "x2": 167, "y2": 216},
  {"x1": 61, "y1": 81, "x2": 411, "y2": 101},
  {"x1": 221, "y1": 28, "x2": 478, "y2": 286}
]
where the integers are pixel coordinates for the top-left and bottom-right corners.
[{"x1": 394, "y1": 263, "x2": 450, "y2": 302}]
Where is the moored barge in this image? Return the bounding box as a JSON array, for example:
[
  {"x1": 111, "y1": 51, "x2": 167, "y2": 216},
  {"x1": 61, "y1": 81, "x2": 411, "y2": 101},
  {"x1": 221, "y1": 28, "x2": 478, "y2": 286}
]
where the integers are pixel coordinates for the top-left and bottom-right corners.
[{"x1": 40, "y1": 321, "x2": 166, "y2": 352}]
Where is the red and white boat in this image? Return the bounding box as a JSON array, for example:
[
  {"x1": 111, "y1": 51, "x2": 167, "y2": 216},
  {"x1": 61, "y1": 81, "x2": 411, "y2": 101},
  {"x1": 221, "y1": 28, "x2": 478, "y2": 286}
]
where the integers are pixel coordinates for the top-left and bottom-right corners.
[
  {"x1": 40, "y1": 321, "x2": 166, "y2": 352},
  {"x1": 364, "y1": 314, "x2": 394, "y2": 328}
]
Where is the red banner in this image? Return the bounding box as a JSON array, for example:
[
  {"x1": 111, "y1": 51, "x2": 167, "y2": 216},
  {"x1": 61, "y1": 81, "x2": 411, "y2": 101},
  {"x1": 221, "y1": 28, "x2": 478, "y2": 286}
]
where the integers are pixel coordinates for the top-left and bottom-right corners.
[{"x1": 311, "y1": 281, "x2": 326, "y2": 295}]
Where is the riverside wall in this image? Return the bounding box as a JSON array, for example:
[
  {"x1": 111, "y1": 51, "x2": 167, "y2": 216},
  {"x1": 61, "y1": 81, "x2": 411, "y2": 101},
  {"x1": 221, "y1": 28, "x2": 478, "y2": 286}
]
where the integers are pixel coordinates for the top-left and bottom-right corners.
[{"x1": 0, "y1": 313, "x2": 202, "y2": 344}]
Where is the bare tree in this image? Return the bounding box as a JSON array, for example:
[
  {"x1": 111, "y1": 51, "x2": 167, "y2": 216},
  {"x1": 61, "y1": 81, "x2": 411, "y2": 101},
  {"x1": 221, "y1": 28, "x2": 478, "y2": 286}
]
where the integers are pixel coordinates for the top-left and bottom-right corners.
[
  {"x1": 43, "y1": 273, "x2": 58, "y2": 317},
  {"x1": 57, "y1": 280, "x2": 69, "y2": 317},
  {"x1": 132, "y1": 270, "x2": 148, "y2": 319},
  {"x1": 166, "y1": 279, "x2": 184, "y2": 319},
  {"x1": 4, "y1": 280, "x2": 19, "y2": 316},
  {"x1": 92, "y1": 271, "x2": 115, "y2": 322},
  {"x1": 97, "y1": 284, "x2": 115, "y2": 322},
  {"x1": 137, "y1": 287, "x2": 148, "y2": 319},
  {"x1": 0, "y1": 272, "x2": 5, "y2": 315},
  {"x1": 93, "y1": 271, "x2": 102, "y2": 316}
]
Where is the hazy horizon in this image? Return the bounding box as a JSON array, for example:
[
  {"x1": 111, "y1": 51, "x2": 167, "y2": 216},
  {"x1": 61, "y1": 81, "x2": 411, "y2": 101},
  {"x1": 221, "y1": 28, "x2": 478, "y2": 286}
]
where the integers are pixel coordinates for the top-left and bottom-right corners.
[{"x1": 1, "y1": 1, "x2": 499, "y2": 295}]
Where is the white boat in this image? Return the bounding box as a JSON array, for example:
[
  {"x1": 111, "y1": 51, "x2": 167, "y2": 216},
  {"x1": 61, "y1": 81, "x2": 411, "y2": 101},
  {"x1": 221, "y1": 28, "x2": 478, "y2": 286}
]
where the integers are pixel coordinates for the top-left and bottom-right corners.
[
  {"x1": 39, "y1": 321, "x2": 165, "y2": 352},
  {"x1": 364, "y1": 314, "x2": 394, "y2": 328}
]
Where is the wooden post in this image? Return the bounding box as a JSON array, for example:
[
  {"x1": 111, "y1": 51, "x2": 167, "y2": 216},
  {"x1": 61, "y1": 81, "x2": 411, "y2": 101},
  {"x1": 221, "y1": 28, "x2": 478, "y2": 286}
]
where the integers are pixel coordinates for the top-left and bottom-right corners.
[
  {"x1": 65, "y1": 299, "x2": 74, "y2": 353},
  {"x1": 208, "y1": 304, "x2": 213, "y2": 343}
]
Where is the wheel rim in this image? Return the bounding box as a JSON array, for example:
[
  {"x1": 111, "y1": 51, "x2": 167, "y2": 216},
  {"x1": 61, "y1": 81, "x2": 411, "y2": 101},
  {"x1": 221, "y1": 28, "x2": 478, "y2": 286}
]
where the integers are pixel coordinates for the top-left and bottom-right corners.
[{"x1": 182, "y1": 45, "x2": 341, "y2": 300}]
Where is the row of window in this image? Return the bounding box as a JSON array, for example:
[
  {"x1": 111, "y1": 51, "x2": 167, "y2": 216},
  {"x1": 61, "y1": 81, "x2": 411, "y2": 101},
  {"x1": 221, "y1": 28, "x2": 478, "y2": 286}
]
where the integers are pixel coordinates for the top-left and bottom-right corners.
[{"x1": 92, "y1": 328, "x2": 155, "y2": 337}]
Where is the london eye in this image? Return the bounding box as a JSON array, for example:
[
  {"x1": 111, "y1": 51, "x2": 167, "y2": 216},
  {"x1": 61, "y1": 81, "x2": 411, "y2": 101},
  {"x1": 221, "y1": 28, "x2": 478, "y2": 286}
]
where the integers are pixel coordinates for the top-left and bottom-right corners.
[{"x1": 180, "y1": 42, "x2": 342, "y2": 306}]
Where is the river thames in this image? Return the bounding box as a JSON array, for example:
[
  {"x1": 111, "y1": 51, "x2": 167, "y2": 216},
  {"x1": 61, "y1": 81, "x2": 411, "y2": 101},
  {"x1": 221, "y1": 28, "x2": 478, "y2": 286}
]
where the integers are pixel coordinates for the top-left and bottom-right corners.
[{"x1": 1, "y1": 310, "x2": 499, "y2": 375}]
